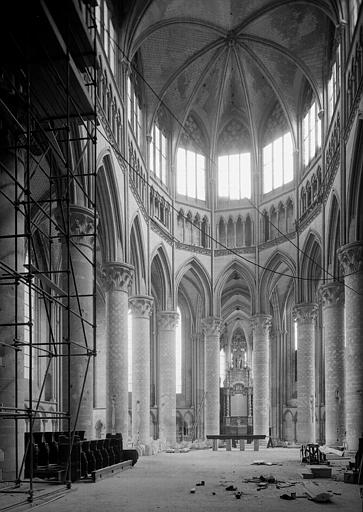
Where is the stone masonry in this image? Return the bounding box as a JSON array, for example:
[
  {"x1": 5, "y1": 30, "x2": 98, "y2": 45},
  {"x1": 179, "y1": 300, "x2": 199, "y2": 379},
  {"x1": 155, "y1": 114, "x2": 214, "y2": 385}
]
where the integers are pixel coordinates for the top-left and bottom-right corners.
[
  {"x1": 320, "y1": 282, "x2": 345, "y2": 446},
  {"x1": 103, "y1": 262, "x2": 134, "y2": 443},
  {"x1": 202, "y1": 317, "x2": 221, "y2": 436},
  {"x1": 338, "y1": 242, "x2": 363, "y2": 452},
  {"x1": 293, "y1": 303, "x2": 317, "y2": 444},
  {"x1": 66, "y1": 205, "x2": 97, "y2": 440},
  {"x1": 157, "y1": 311, "x2": 179, "y2": 446},
  {"x1": 129, "y1": 295, "x2": 153, "y2": 449},
  {"x1": 251, "y1": 314, "x2": 271, "y2": 437}
]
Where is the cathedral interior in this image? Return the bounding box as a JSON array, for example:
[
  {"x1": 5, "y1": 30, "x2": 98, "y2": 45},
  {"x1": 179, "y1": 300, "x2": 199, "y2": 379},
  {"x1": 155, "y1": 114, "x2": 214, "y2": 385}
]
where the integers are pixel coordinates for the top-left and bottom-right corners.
[{"x1": 0, "y1": 0, "x2": 363, "y2": 493}]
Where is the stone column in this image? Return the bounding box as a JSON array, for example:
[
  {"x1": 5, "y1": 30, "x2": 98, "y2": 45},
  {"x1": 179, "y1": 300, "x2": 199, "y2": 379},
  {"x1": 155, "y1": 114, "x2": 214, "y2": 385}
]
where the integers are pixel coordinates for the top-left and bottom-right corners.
[
  {"x1": 197, "y1": 333, "x2": 205, "y2": 439},
  {"x1": 65, "y1": 205, "x2": 97, "y2": 439},
  {"x1": 251, "y1": 314, "x2": 272, "y2": 436},
  {"x1": 338, "y1": 242, "x2": 363, "y2": 452},
  {"x1": 320, "y1": 282, "x2": 345, "y2": 446},
  {"x1": 103, "y1": 262, "x2": 134, "y2": 442},
  {"x1": 157, "y1": 311, "x2": 179, "y2": 446},
  {"x1": 201, "y1": 317, "x2": 221, "y2": 436},
  {"x1": 293, "y1": 303, "x2": 318, "y2": 444},
  {"x1": 129, "y1": 295, "x2": 153, "y2": 449},
  {"x1": 0, "y1": 135, "x2": 25, "y2": 480}
]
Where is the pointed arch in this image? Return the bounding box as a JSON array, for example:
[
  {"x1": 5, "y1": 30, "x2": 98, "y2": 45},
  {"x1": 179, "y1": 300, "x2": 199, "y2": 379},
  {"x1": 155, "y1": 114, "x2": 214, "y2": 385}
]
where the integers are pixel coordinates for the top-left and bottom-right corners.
[
  {"x1": 175, "y1": 257, "x2": 211, "y2": 319},
  {"x1": 326, "y1": 192, "x2": 341, "y2": 278},
  {"x1": 347, "y1": 119, "x2": 363, "y2": 242},
  {"x1": 236, "y1": 216, "x2": 243, "y2": 247},
  {"x1": 227, "y1": 216, "x2": 234, "y2": 248},
  {"x1": 245, "y1": 214, "x2": 253, "y2": 246},
  {"x1": 300, "y1": 230, "x2": 322, "y2": 302},
  {"x1": 150, "y1": 244, "x2": 172, "y2": 310},
  {"x1": 214, "y1": 260, "x2": 256, "y2": 316},
  {"x1": 130, "y1": 215, "x2": 147, "y2": 295},
  {"x1": 260, "y1": 251, "x2": 296, "y2": 314},
  {"x1": 218, "y1": 216, "x2": 227, "y2": 246},
  {"x1": 96, "y1": 152, "x2": 124, "y2": 262}
]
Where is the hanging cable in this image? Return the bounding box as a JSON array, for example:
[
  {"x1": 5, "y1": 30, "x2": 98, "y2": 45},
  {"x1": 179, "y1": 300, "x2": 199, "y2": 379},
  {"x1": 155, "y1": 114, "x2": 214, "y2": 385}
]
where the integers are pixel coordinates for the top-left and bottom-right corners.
[{"x1": 93, "y1": 17, "x2": 361, "y2": 294}]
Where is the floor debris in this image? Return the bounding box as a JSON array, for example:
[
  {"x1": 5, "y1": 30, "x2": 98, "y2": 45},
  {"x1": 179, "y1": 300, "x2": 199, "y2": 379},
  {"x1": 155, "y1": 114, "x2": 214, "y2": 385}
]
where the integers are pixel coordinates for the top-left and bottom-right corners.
[
  {"x1": 280, "y1": 493, "x2": 296, "y2": 500},
  {"x1": 306, "y1": 491, "x2": 333, "y2": 503},
  {"x1": 251, "y1": 461, "x2": 277, "y2": 466},
  {"x1": 276, "y1": 482, "x2": 297, "y2": 489}
]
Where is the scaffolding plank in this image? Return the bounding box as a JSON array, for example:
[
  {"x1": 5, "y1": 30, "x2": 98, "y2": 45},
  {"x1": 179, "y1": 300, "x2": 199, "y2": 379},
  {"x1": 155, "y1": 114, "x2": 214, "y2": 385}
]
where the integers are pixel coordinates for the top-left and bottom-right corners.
[{"x1": 47, "y1": 0, "x2": 95, "y2": 71}]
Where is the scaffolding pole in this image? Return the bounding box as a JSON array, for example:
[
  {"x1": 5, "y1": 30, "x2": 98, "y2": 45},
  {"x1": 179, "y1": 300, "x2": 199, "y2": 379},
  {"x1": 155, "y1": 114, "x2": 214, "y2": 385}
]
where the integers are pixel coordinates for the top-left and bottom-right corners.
[{"x1": 0, "y1": 0, "x2": 97, "y2": 504}]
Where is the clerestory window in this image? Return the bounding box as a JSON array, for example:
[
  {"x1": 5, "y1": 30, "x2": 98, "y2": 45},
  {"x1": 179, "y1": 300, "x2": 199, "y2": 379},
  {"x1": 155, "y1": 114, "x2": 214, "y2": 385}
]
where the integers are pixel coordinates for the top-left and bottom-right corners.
[
  {"x1": 303, "y1": 102, "x2": 321, "y2": 167},
  {"x1": 176, "y1": 147, "x2": 205, "y2": 201},
  {"x1": 127, "y1": 77, "x2": 142, "y2": 146},
  {"x1": 328, "y1": 46, "x2": 340, "y2": 119},
  {"x1": 96, "y1": 0, "x2": 116, "y2": 74},
  {"x1": 263, "y1": 132, "x2": 293, "y2": 194},
  {"x1": 150, "y1": 124, "x2": 167, "y2": 185},
  {"x1": 218, "y1": 152, "x2": 251, "y2": 200}
]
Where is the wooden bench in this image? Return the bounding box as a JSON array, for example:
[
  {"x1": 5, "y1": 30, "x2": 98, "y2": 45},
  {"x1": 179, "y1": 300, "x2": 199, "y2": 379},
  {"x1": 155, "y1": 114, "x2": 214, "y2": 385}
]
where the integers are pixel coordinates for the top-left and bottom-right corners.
[{"x1": 206, "y1": 434, "x2": 266, "y2": 452}]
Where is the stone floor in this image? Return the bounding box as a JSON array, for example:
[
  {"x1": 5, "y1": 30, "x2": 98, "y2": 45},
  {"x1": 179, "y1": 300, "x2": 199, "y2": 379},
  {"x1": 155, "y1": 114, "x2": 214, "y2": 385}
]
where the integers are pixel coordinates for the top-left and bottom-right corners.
[{"x1": 0, "y1": 448, "x2": 361, "y2": 511}]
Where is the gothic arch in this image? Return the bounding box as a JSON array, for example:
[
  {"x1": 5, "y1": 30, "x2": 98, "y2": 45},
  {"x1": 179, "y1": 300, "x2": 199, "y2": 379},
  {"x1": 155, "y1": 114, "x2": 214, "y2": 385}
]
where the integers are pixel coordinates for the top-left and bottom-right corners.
[
  {"x1": 214, "y1": 260, "x2": 256, "y2": 316},
  {"x1": 150, "y1": 244, "x2": 172, "y2": 310},
  {"x1": 347, "y1": 119, "x2": 363, "y2": 242},
  {"x1": 176, "y1": 257, "x2": 212, "y2": 319},
  {"x1": 96, "y1": 152, "x2": 124, "y2": 262},
  {"x1": 326, "y1": 192, "x2": 341, "y2": 278},
  {"x1": 130, "y1": 215, "x2": 147, "y2": 295},
  {"x1": 300, "y1": 230, "x2": 322, "y2": 302},
  {"x1": 259, "y1": 250, "x2": 296, "y2": 314}
]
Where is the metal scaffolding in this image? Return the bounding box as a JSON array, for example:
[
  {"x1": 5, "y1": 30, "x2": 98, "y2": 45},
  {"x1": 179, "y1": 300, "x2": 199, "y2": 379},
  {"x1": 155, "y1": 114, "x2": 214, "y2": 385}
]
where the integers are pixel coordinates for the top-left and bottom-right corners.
[{"x1": 0, "y1": 0, "x2": 97, "y2": 504}]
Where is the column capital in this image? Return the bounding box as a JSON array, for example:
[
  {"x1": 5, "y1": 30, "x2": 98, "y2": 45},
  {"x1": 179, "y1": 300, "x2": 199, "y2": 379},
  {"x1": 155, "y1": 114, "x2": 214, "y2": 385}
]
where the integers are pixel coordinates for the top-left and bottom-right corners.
[
  {"x1": 250, "y1": 314, "x2": 272, "y2": 334},
  {"x1": 319, "y1": 281, "x2": 345, "y2": 308},
  {"x1": 292, "y1": 303, "x2": 318, "y2": 323},
  {"x1": 129, "y1": 295, "x2": 153, "y2": 317},
  {"x1": 102, "y1": 262, "x2": 134, "y2": 293},
  {"x1": 157, "y1": 311, "x2": 179, "y2": 331},
  {"x1": 57, "y1": 205, "x2": 98, "y2": 247},
  {"x1": 201, "y1": 316, "x2": 221, "y2": 336},
  {"x1": 337, "y1": 241, "x2": 363, "y2": 276}
]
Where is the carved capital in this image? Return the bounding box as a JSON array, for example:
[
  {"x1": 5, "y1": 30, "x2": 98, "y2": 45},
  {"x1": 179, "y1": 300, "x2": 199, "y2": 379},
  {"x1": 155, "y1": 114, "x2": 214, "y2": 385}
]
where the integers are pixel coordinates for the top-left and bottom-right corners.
[
  {"x1": 129, "y1": 295, "x2": 153, "y2": 317},
  {"x1": 337, "y1": 242, "x2": 363, "y2": 276},
  {"x1": 201, "y1": 316, "x2": 221, "y2": 337},
  {"x1": 102, "y1": 262, "x2": 134, "y2": 293},
  {"x1": 319, "y1": 281, "x2": 345, "y2": 308},
  {"x1": 292, "y1": 303, "x2": 318, "y2": 323},
  {"x1": 56, "y1": 205, "x2": 98, "y2": 247},
  {"x1": 250, "y1": 314, "x2": 272, "y2": 335},
  {"x1": 157, "y1": 311, "x2": 179, "y2": 331}
]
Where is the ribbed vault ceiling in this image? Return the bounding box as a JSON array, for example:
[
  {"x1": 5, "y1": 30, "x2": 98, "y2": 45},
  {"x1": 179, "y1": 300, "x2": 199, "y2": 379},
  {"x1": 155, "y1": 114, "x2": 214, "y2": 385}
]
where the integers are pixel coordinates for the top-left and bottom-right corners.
[{"x1": 125, "y1": 0, "x2": 339, "y2": 156}]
